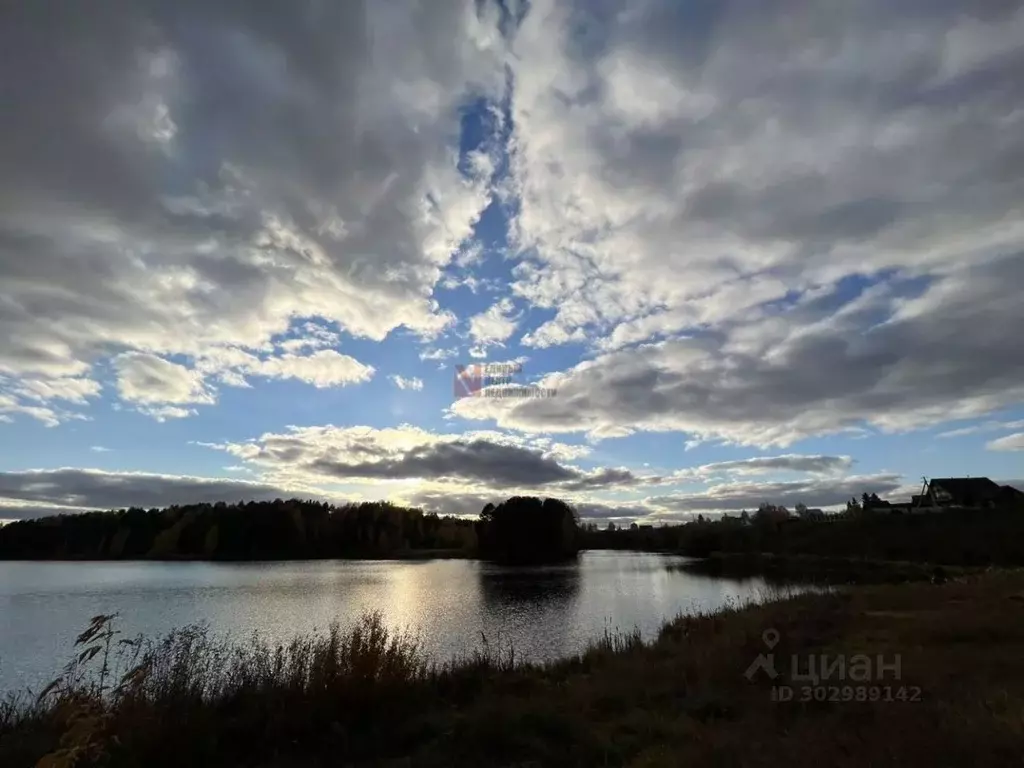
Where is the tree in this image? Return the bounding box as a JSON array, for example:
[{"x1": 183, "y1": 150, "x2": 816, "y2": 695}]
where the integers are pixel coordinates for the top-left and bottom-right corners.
[
  {"x1": 476, "y1": 496, "x2": 580, "y2": 565},
  {"x1": 755, "y1": 503, "x2": 789, "y2": 525}
]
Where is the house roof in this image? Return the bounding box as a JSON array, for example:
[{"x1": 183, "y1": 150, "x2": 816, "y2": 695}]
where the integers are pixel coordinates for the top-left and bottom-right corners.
[{"x1": 929, "y1": 477, "x2": 1004, "y2": 501}]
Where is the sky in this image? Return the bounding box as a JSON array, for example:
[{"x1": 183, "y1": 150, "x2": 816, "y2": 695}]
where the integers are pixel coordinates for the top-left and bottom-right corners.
[{"x1": 1, "y1": 0, "x2": 1022, "y2": 523}]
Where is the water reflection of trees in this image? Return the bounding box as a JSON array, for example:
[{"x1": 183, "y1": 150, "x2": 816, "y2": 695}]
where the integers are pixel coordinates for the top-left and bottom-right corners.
[
  {"x1": 475, "y1": 563, "x2": 583, "y2": 662},
  {"x1": 480, "y1": 563, "x2": 579, "y2": 602},
  {"x1": 478, "y1": 563, "x2": 582, "y2": 616}
]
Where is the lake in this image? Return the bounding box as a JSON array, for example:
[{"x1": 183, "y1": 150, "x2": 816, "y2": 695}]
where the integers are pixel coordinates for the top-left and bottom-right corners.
[{"x1": 0, "y1": 551, "x2": 782, "y2": 694}]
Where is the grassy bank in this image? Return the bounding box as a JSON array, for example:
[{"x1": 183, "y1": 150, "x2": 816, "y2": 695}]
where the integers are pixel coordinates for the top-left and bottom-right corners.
[{"x1": 3, "y1": 570, "x2": 1024, "y2": 767}]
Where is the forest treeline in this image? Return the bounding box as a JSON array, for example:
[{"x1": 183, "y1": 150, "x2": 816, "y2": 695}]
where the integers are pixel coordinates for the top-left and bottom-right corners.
[
  {"x1": 0, "y1": 500, "x2": 478, "y2": 561},
  {"x1": 8, "y1": 494, "x2": 1020, "y2": 566},
  {"x1": 0, "y1": 496, "x2": 582, "y2": 563},
  {"x1": 580, "y1": 504, "x2": 1024, "y2": 567}
]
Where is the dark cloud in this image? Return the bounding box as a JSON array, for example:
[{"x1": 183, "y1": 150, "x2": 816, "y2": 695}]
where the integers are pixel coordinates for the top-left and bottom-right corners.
[
  {"x1": 310, "y1": 439, "x2": 581, "y2": 488},
  {"x1": 0, "y1": 469, "x2": 299, "y2": 516},
  {"x1": 222, "y1": 427, "x2": 646, "y2": 491}
]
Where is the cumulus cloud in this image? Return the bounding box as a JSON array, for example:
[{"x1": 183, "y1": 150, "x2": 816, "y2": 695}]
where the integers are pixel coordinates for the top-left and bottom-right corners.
[
  {"x1": 0, "y1": 394, "x2": 62, "y2": 427},
  {"x1": 475, "y1": 0, "x2": 1024, "y2": 444},
  {"x1": 420, "y1": 347, "x2": 457, "y2": 362},
  {"x1": 468, "y1": 297, "x2": 520, "y2": 352},
  {"x1": 0, "y1": 0, "x2": 507, "y2": 414},
  {"x1": 11, "y1": 378, "x2": 102, "y2": 405},
  {"x1": 110, "y1": 348, "x2": 374, "y2": 418},
  {"x1": 139, "y1": 405, "x2": 198, "y2": 422},
  {"x1": 114, "y1": 353, "x2": 214, "y2": 406},
  {"x1": 452, "y1": 257, "x2": 1024, "y2": 445},
  {"x1": 249, "y1": 350, "x2": 374, "y2": 388},
  {"x1": 389, "y1": 375, "x2": 425, "y2": 391},
  {"x1": 0, "y1": 375, "x2": 102, "y2": 426}
]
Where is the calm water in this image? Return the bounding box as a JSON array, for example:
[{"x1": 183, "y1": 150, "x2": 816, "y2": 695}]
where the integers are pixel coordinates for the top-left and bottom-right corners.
[{"x1": 0, "y1": 552, "x2": 779, "y2": 693}]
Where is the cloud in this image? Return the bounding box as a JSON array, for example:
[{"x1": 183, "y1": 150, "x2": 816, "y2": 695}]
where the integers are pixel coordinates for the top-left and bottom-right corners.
[
  {"x1": 406, "y1": 489, "x2": 501, "y2": 518},
  {"x1": 0, "y1": 375, "x2": 101, "y2": 426},
  {"x1": 938, "y1": 420, "x2": 1024, "y2": 439},
  {"x1": 114, "y1": 353, "x2": 214, "y2": 406},
  {"x1": 573, "y1": 501, "x2": 657, "y2": 522},
  {"x1": 0, "y1": 0, "x2": 508, "y2": 414},
  {"x1": 468, "y1": 297, "x2": 520, "y2": 350},
  {"x1": 419, "y1": 347, "x2": 457, "y2": 362},
  {"x1": 646, "y1": 473, "x2": 904, "y2": 515},
  {"x1": 478, "y1": 0, "x2": 1024, "y2": 443},
  {"x1": 987, "y1": 433, "x2": 1024, "y2": 452},
  {"x1": 138, "y1": 405, "x2": 197, "y2": 422},
  {"x1": 389, "y1": 375, "x2": 424, "y2": 391},
  {"x1": 452, "y1": 257, "x2": 1024, "y2": 445},
  {"x1": 11, "y1": 378, "x2": 102, "y2": 405},
  {"x1": 509, "y1": 0, "x2": 1024, "y2": 335},
  {"x1": 675, "y1": 455, "x2": 854, "y2": 478},
  {"x1": 202, "y1": 424, "x2": 644, "y2": 492},
  {"x1": 112, "y1": 348, "x2": 374, "y2": 419},
  {"x1": 0, "y1": 393, "x2": 61, "y2": 427},
  {"x1": 275, "y1": 323, "x2": 341, "y2": 354},
  {"x1": 249, "y1": 350, "x2": 374, "y2": 388},
  {"x1": 0, "y1": 468, "x2": 304, "y2": 517}
]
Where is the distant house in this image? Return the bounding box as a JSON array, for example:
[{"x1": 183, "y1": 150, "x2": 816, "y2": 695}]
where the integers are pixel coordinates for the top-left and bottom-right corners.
[
  {"x1": 917, "y1": 478, "x2": 1019, "y2": 509},
  {"x1": 794, "y1": 503, "x2": 825, "y2": 521}
]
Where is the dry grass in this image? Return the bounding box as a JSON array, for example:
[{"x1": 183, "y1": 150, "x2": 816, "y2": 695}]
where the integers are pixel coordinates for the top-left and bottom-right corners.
[{"x1": 3, "y1": 572, "x2": 1024, "y2": 767}]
